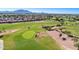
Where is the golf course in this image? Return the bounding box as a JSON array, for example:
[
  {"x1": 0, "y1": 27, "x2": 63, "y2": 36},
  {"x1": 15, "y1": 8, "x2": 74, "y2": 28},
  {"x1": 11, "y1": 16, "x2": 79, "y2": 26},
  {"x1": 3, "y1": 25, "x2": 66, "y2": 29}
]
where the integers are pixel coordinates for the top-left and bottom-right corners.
[
  {"x1": 0, "y1": 18, "x2": 79, "y2": 50},
  {"x1": 0, "y1": 11, "x2": 79, "y2": 50},
  {"x1": 0, "y1": 20, "x2": 63, "y2": 50}
]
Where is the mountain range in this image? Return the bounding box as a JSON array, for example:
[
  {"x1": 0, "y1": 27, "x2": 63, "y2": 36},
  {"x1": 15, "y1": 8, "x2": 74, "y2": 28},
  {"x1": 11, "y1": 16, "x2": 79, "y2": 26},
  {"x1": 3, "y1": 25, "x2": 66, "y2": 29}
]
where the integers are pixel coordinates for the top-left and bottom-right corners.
[
  {"x1": 0, "y1": 9, "x2": 32, "y2": 14},
  {"x1": 0, "y1": 9, "x2": 78, "y2": 15}
]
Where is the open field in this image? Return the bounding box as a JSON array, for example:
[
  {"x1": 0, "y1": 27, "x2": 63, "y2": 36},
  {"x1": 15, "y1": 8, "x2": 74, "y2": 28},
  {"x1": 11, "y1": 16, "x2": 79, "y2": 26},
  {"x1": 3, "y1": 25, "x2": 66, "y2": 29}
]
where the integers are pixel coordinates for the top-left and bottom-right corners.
[{"x1": 0, "y1": 20, "x2": 62, "y2": 50}]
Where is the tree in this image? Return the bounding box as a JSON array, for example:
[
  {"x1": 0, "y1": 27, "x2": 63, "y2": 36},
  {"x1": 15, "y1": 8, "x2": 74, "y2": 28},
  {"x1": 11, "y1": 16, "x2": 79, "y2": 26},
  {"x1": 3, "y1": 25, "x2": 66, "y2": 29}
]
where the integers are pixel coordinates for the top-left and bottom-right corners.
[
  {"x1": 73, "y1": 37, "x2": 79, "y2": 42},
  {"x1": 74, "y1": 41, "x2": 79, "y2": 50},
  {"x1": 62, "y1": 37, "x2": 67, "y2": 40},
  {"x1": 47, "y1": 26, "x2": 52, "y2": 31},
  {"x1": 59, "y1": 33, "x2": 62, "y2": 37},
  {"x1": 55, "y1": 17, "x2": 59, "y2": 21},
  {"x1": 0, "y1": 35, "x2": 3, "y2": 38},
  {"x1": 42, "y1": 26, "x2": 52, "y2": 31},
  {"x1": 54, "y1": 17, "x2": 64, "y2": 26},
  {"x1": 59, "y1": 19, "x2": 64, "y2": 25},
  {"x1": 28, "y1": 26, "x2": 30, "y2": 30}
]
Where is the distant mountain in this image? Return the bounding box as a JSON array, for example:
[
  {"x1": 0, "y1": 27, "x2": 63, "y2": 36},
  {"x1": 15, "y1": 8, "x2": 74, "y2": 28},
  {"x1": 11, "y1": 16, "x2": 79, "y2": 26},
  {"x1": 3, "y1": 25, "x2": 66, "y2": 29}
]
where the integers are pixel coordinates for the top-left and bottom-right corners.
[
  {"x1": 14, "y1": 9, "x2": 32, "y2": 14},
  {"x1": 0, "y1": 9, "x2": 32, "y2": 14}
]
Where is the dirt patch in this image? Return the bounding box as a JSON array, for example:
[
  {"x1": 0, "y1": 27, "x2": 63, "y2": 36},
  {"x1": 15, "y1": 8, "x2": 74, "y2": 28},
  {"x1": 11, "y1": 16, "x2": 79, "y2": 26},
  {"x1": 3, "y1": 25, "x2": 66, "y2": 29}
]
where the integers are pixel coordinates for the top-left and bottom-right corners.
[
  {"x1": 36, "y1": 32, "x2": 47, "y2": 38},
  {"x1": 0, "y1": 29, "x2": 19, "y2": 36},
  {"x1": 47, "y1": 30, "x2": 77, "y2": 50}
]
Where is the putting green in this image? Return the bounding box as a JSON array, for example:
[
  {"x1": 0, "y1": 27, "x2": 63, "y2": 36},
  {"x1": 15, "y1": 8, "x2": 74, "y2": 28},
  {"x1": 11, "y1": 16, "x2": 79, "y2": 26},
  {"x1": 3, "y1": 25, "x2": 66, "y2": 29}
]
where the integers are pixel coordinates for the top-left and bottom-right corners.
[{"x1": 22, "y1": 31, "x2": 36, "y2": 39}]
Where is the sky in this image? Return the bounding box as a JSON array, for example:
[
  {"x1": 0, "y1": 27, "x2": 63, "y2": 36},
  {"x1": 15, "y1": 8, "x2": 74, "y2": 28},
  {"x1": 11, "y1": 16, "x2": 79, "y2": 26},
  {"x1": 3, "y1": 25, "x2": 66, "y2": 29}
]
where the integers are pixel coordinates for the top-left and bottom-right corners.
[{"x1": 0, "y1": 8, "x2": 79, "y2": 14}]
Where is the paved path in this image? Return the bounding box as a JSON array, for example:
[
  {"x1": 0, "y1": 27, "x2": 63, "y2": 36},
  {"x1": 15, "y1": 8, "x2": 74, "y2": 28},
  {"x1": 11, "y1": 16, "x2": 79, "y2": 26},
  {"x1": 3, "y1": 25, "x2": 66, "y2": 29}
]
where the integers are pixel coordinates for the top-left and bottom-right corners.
[
  {"x1": 47, "y1": 30, "x2": 77, "y2": 50},
  {"x1": 0, "y1": 39, "x2": 3, "y2": 50}
]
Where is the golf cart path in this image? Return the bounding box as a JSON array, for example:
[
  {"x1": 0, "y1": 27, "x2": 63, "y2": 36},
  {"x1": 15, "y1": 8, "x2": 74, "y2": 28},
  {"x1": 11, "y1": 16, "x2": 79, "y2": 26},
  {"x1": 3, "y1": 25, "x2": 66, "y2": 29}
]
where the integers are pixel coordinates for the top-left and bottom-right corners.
[
  {"x1": 0, "y1": 29, "x2": 19, "y2": 50},
  {"x1": 0, "y1": 39, "x2": 3, "y2": 50},
  {"x1": 47, "y1": 30, "x2": 77, "y2": 50}
]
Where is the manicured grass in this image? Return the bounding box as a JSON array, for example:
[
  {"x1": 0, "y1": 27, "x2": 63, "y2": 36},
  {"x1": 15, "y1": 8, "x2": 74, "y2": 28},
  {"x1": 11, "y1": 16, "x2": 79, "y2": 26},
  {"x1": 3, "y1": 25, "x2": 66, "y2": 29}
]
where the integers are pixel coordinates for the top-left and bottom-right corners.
[
  {"x1": 4, "y1": 30, "x2": 48, "y2": 50},
  {"x1": 2, "y1": 21, "x2": 62, "y2": 50},
  {"x1": 22, "y1": 31, "x2": 35, "y2": 39},
  {"x1": 64, "y1": 22, "x2": 79, "y2": 36},
  {"x1": 4, "y1": 29, "x2": 61, "y2": 50},
  {"x1": 0, "y1": 23, "x2": 24, "y2": 31},
  {"x1": 36, "y1": 34, "x2": 62, "y2": 50}
]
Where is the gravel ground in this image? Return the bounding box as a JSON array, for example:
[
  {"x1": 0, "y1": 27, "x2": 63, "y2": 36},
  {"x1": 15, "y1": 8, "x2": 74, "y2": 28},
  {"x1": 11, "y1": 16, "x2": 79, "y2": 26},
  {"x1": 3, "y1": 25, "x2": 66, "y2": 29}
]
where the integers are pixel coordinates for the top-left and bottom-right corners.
[{"x1": 47, "y1": 30, "x2": 77, "y2": 50}]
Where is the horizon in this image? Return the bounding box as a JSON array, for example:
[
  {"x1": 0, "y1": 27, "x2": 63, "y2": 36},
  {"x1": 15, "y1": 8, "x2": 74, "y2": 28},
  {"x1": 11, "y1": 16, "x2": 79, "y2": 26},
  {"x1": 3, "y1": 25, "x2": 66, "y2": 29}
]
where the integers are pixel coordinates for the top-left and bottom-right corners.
[{"x1": 0, "y1": 8, "x2": 79, "y2": 14}]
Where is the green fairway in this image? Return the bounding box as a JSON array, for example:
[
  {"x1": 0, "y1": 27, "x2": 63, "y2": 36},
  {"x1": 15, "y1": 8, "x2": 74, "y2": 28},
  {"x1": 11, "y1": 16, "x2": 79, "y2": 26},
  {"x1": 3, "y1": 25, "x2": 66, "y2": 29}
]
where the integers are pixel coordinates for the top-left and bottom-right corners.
[
  {"x1": 23, "y1": 31, "x2": 35, "y2": 39},
  {"x1": 1, "y1": 20, "x2": 78, "y2": 50},
  {"x1": 64, "y1": 21, "x2": 79, "y2": 36},
  {"x1": 0, "y1": 21, "x2": 62, "y2": 50}
]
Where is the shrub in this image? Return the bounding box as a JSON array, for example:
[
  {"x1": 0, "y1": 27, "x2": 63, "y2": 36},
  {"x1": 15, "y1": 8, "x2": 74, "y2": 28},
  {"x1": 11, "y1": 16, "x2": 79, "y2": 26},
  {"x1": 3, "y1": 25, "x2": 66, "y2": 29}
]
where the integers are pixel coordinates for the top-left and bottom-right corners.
[
  {"x1": 74, "y1": 41, "x2": 79, "y2": 50},
  {"x1": 0, "y1": 35, "x2": 3, "y2": 38}
]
